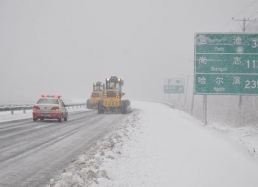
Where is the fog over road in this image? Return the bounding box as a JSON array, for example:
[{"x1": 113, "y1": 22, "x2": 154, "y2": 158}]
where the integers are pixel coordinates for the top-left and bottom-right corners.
[{"x1": 0, "y1": 110, "x2": 125, "y2": 187}]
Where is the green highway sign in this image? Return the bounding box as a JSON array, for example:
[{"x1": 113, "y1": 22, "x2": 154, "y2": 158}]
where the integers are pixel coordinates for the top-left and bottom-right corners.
[
  {"x1": 164, "y1": 78, "x2": 185, "y2": 94},
  {"x1": 195, "y1": 74, "x2": 258, "y2": 95},
  {"x1": 196, "y1": 54, "x2": 258, "y2": 74},
  {"x1": 195, "y1": 33, "x2": 258, "y2": 95},
  {"x1": 164, "y1": 85, "x2": 184, "y2": 93},
  {"x1": 195, "y1": 34, "x2": 258, "y2": 54}
]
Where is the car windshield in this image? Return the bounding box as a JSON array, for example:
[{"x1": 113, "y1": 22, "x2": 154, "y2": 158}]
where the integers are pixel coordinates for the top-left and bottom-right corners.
[{"x1": 37, "y1": 98, "x2": 59, "y2": 104}]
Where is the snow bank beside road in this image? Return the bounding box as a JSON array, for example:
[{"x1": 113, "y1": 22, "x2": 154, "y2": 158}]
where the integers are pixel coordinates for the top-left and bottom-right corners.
[
  {"x1": 50, "y1": 101, "x2": 258, "y2": 187},
  {"x1": 208, "y1": 122, "x2": 258, "y2": 160},
  {"x1": 50, "y1": 110, "x2": 141, "y2": 187},
  {"x1": 0, "y1": 110, "x2": 33, "y2": 122}
]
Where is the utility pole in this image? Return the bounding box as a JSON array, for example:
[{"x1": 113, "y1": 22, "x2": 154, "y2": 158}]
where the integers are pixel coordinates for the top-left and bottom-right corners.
[
  {"x1": 232, "y1": 18, "x2": 257, "y2": 32},
  {"x1": 232, "y1": 17, "x2": 257, "y2": 108}
]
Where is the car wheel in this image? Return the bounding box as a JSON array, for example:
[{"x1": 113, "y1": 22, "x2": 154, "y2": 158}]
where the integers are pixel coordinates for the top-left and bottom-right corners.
[
  {"x1": 58, "y1": 114, "x2": 63, "y2": 122},
  {"x1": 33, "y1": 118, "x2": 37, "y2": 122},
  {"x1": 64, "y1": 112, "x2": 68, "y2": 121}
]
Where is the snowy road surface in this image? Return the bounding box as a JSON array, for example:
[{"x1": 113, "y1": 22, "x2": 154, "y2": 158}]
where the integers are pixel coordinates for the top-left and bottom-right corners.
[
  {"x1": 0, "y1": 109, "x2": 125, "y2": 187},
  {"x1": 1, "y1": 101, "x2": 258, "y2": 187},
  {"x1": 52, "y1": 101, "x2": 258, "y2": 187}
]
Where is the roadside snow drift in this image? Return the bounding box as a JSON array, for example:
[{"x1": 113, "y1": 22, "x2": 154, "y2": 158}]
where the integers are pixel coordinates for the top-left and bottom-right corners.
[{"x1": 49, "y1": 101, "x2": 258, "y2": 187}]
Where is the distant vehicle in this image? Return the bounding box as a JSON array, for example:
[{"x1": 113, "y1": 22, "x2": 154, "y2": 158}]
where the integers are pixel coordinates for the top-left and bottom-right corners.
[
  {"x1": 97, "y1": 76, "x2": 130, "y2": 114},
  {"x1": 32, "y1": 95, "x2": 68, "y2": 122},
  {"x1": 87, "y1": 82, "x2": 105, "y2": 109}
]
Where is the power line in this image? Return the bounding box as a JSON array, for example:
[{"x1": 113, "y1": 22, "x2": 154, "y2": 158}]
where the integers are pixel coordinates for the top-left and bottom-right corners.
[
  {"x1": 220, "y1": 19, "x2": 233, "y2": 31},
  {"x1": 221, "y1": 0, "x2": 258, "y2": 31},
  {"x1": 233, "y1": 0, "x2": 258, "y2": 18},
  {"x1": 249, "y1": 10, "x2": 258, "y2": 18}
]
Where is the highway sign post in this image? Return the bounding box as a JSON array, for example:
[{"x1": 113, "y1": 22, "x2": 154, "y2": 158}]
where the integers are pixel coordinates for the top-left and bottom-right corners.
[
  {"x1": 164, "y1": 78, "x2": 185, "y2": 109},
  {"x1": 194, "y1": 33, "x2": 258, "y2": 125},
  {"x1": 164, "y1": 78, "x2": 185, "y2": 94}
]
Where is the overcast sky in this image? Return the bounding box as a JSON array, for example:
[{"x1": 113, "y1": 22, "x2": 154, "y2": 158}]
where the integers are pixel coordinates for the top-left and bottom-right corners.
[{"x1": 1, "y1": 0, "x2": 258, "y2": 104}]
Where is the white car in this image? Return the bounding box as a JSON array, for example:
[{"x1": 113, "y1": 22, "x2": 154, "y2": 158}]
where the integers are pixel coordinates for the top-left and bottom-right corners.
[{"x1": 32, "y1": 95, "x2": 68, "y2": 122}]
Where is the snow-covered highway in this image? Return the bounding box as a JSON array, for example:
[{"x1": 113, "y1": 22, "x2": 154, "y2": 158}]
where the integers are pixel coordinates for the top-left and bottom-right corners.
[
  {"x1": 1, "y1": 101, "x2": 258, "y2": 187},
  {"x1": 0, "y1": 109, "x2": 125, "y2": 187}
]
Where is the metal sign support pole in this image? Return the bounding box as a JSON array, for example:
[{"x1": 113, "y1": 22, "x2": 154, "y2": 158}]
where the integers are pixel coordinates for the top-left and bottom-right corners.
[
  {"x1": 203, "y1": 95, "x2": 207, "y2": 125},
  {"x1": 184, "y1": 75, "x2": 189, "y2": 106},
  {"x1": 178, "y1": 93, "x2": 181, "y2": 110},
  {"x1": 238, "y1": 95, "x2": 242, "y2": 108},
  {"x1": 191, "y1": 93, "x2": 194, "y2": 115}
]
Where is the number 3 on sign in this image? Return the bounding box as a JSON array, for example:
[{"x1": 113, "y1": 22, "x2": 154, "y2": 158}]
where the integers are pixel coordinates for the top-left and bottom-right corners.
[
  {"x1": 245, "y1": 80, "x2": 258, "y2": 89},
  {"x1": 252, "y1": 39, "x2": 258, "y2": 48}
]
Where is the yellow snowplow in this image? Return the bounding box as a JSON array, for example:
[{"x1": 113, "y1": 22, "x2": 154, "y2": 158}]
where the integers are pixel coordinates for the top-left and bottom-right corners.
[
  {"x1": 97, "y1": 76, "x2": 130, "y2": 114},
  {"x1": 87, "y1": 82, "x2": 105, "y2": 109}
]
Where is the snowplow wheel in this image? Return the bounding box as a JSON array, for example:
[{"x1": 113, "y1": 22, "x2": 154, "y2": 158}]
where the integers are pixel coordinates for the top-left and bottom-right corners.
[
  {"x1": 121, "y1": 106, "x2": 127, "y2": 114},
  {"x1": 121, "y1": 100, "x2": 130, "y2": 114},
  {"x1": 97, "y1": 101, "x2": 104, "y2": 114},
  {"x1": 86, "y1": 99, "x2": 92, "y2": 109}
]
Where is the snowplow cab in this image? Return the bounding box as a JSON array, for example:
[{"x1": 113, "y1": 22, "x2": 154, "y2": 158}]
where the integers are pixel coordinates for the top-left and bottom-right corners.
[
  {"x1": 97, "y1": 76, "x2": 130, "y2": 114},
  {"x1": 87, "y1": 82, "x2": 105, "y2": 109}
]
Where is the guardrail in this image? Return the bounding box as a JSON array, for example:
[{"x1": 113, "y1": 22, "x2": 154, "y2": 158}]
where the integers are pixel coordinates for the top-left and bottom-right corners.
[
  {"x1": 66, "y1": 103, "x2": 86, "y2": 109},
  {"x1": 0, "y1": 103, "x2": 86, "y2": 115}
]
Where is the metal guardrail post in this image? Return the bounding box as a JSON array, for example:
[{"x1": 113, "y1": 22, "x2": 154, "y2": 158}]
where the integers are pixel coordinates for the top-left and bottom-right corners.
[{"x1": 1, "y1": 102, "x2": 86, "y2": 114}]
